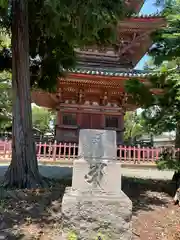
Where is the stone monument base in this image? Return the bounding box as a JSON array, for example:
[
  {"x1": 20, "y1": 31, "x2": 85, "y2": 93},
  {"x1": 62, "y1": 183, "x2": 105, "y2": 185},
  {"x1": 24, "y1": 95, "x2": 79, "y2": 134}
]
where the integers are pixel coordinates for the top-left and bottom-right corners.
[{"x1": 62, "y1": 188, "x2": 132, "y2": 240}]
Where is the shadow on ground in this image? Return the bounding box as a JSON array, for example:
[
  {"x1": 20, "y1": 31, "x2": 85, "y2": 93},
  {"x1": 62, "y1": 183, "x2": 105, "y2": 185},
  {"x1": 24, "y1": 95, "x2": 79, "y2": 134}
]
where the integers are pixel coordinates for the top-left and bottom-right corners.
[
  {"x1": 0, "y1": 172, "x2": 175, "y2": 239},
  {"x1": 0, "y1": 179, "x2": 72, "y2": 239},
  {"x1": 0, "y1": 165, "x2": 73, "y2": 182},
  {"x1": 122, "y1": 177, "x2": 174, "y2": 215}
]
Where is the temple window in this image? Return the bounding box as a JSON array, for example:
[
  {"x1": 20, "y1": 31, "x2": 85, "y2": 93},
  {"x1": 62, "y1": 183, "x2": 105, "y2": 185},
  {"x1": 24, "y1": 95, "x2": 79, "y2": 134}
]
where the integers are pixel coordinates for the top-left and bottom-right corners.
[
  {"x1": 105, "y1": 116, "x2": 119, "y2": 129},
  {"x1": 62, "y1": 113, "x2": 77, "y2": 126}
]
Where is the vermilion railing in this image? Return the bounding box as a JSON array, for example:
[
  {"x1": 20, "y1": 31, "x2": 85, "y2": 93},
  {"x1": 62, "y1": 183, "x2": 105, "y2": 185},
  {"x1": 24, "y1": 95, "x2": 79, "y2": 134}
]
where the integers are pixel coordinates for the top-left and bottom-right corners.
[{"x1": 0, "y1": 140, "x2": 171, "y2": 163}]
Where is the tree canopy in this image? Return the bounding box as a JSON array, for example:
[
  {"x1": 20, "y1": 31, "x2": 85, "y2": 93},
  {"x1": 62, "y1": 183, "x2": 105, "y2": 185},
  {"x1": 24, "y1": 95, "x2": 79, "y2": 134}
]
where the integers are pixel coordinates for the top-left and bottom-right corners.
[
  {"x1": 124, "y1": 111, "x2": 146, "y2": 143},
  {"x1": 0, "y1": 71, "x2": 12, "y2": 129},
  {"x1": 126, "y1": 64, "x2": 180, "y2": 135},
  {"x1": 126, "y1": 0, "x2": 180, "y2": 144},
  {"x1": 150, "y1": 0, "x2": 180, "y2": 65},
  {"x1": 126, "y1": 0, "x2": 180, "y2": 175},
  {"x1": 0, "y1": 0, "x2": 130, "y2": 91},
  {"x1": 0, "y1": 32, "x2": 11, "y2": 129},
  {"x1": 0, "y1": 0, "x2": 132, "y2": 188},
  {"x1": 32, "y1": 106, "x2": 55, "y2": 135}
]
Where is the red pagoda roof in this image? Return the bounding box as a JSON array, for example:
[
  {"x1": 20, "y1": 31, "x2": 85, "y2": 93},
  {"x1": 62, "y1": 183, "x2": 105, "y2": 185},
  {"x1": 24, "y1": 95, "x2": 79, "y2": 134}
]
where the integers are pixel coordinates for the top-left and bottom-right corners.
[
  {"x1": 126, "y1": 0, "x2": 144, "y2": 13},
  {"x1": 75, "y1": 15, "x2": 165, "y2": 70},
  {"x1": 32, "y1": 2, "x2": 166, "y2": 111},
  {"x1": 66, "y1": 69, "x2": 156, "y2": 77},
  {"x1": 32, "y1": 70, "x2": 163, "y2": 111}
]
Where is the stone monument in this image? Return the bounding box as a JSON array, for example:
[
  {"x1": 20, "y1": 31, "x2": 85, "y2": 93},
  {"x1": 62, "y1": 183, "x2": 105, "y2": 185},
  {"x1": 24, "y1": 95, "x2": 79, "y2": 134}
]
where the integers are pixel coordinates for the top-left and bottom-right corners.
[{"x1": 62, "y1": 129, "x2": 132, "y2": 240}]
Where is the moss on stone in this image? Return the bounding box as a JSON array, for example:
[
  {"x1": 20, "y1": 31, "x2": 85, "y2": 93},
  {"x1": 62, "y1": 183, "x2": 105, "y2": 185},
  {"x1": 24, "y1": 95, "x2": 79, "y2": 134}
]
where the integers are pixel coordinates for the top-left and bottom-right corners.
[
  {"x1": 67, "y1": 231, "x2": 78, "y2": 240},
  {"x1": 94, "y1": 232, "x2": 107, "y2": 240}
]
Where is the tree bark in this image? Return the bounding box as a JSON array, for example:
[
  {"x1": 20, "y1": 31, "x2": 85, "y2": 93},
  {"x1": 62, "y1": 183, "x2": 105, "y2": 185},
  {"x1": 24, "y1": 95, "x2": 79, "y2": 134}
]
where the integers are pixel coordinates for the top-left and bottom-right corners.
[
  {"x1": 175, "y1": 121, "x2": 180, "y2": 148},
  {"x1": 172, "y1": 122, "x2": 180, "y2": 196},
  {"x1": 3, "y1": 0, "x2": 43, "y2": 188},
  {"x1": 173, "y1": 188, "x2": 180, "y2": 206}
]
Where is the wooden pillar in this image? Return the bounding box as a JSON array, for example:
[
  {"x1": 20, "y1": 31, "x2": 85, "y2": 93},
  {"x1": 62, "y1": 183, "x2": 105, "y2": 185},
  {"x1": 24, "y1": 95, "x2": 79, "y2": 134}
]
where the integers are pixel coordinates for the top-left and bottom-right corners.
[
  {"x1": 55, "y1": 111, "x2": 61, "y2": 140},
  {"x1": 118, "y1": 114, "x2": 124, "y2": 144},
  {"x1": 77, "y1": 111, "x2": 81, "y2": 127},
  {"x1": 102, "y1": 113, "x2": 105, "y2": 129},
  {"x1": 76, "y1": 111, "x2": 80, "y2": 142},
  {"x1": 56, "y1": 111, "x2": 61, "y2": 125}
]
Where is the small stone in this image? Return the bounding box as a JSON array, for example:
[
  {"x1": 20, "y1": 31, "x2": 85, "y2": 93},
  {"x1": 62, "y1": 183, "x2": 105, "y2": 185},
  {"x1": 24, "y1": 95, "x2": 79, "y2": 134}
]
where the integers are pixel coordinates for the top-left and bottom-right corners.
[
  {"x1": 0, "y1": 231, "x2": 9, "y2": 240},
  {"x1": 0, "y1": 221, "x2": 7, "y2": 231},
  {"x1": 16, "y1": 190, "x2": 26, "y2": 199}
]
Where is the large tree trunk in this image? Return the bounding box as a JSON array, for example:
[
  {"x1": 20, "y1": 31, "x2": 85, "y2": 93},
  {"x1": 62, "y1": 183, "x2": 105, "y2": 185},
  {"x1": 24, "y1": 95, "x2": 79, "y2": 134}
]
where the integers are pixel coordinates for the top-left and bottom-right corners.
[
  {"x1": 173, "y1": 188, "x2": 180, "y2": 206},
  {"x1": 175, "y1": 121, "x2": 180, "y2": 148},
  {"x1": 4, "y1": 0, "x2": 43, "y2": 188},
  {"x1": 172, "y1": 122, "x2": 180, "y2": 202}
]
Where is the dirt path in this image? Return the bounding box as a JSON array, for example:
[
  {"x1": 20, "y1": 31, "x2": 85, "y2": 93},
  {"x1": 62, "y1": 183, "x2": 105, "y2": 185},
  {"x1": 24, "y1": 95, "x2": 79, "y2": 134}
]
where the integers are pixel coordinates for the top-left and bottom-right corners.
[
  {"x1": 123, "y1": 178, "x2": 180, "y2": 240},
  {"x1": 133, "y1": 205, "x2": 180, "y2": 240}
]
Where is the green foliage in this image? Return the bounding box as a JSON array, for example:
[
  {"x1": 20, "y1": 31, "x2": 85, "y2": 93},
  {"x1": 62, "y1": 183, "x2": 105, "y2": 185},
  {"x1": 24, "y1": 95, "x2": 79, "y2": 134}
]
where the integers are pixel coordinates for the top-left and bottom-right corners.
[
  {"x1": 0, "y1": 70, "x2": 12, "y2": 129},
  {"x1": 157, "y1": 147, "x2": 180, "y2": 171},
  {"x1": 126, "y1": 0, "x2": 180, "y2": 136},
  {"x1": 124, "y1": 111, "x2": 146, "y2": 141},
  {"x1": 125, "y1": 78, "x2": 156, "y2": 107},
  {"x1": 147, "y1": 69, "x2": 179, "y2": 134},
  {"x1": 66, "y1": 231, "x2": 107, "y2": 240},
  {"x1": 126, "y1": 66, "x2": 180, "y2": 135},
  {"x1": 67, "y1": 231, "x2": 77, "y2": 240},
  {"x1": 0, "y1": 33, "x2": 12, "y2": 129},
  {"x1": 126, "y1": 68, "x2": 180, "y2": 168},
  {"x1": 0, "y1": 0, "x2": 130, "y2": 92},
  {"x1": 0, "y1": 0, "x2": 8, "y2": 9},
  {"x1": 32, "y1": 106, "x2": 55, "y2": 134},
  {"x1": 150, "y1": 0, "x2": 180, "y2": 65},
  {"x1": 126, "y1": 0, "x2": 180, "y2": 170},
  {"x1": 94, "y1": 233, "x2": 107, "y2": 240}
]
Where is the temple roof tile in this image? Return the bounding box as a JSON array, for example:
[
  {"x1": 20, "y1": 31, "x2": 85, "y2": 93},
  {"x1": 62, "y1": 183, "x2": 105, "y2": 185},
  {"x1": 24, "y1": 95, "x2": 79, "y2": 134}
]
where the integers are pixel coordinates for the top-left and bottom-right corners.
[
  {"x1": 67, "y1": 68, "x2": 157, "y2": 78},
  {"x1": 133, "y1": 13, "x2": 162, "y2": 18}
]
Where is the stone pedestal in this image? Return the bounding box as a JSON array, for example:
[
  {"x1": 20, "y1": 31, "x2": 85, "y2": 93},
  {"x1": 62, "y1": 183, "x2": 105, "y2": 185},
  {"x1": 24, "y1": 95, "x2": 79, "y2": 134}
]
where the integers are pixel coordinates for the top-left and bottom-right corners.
[
  {"x1": 62, "y1": 188, "x2": 132, "y2": 240},
  {"x1": 62, "y1": 129, "x2": 132, "y2": 240}
]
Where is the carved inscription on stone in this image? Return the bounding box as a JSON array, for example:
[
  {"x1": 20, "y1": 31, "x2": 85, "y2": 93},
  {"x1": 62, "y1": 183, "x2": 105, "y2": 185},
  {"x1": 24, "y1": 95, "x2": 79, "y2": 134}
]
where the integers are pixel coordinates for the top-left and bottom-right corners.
[
  {"x1": 84, "y1": 162, "x2": 107, "y2": 188},
  {"x1": 79, "y1": 130, "x2": 116, "y2": 160},
  {"x1": 84, "y1": 132, "x2": 105, "y2": 188},
  {"x1": 78, "y1": 130, "x2": 116, "y2": 189}
]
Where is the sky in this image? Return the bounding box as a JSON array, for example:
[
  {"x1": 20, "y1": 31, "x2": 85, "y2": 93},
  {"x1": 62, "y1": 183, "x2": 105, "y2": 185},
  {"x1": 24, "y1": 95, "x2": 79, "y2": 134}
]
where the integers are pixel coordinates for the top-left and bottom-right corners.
[{"x1": 135, "y1": 0, "x2": 162, "y2": 70}]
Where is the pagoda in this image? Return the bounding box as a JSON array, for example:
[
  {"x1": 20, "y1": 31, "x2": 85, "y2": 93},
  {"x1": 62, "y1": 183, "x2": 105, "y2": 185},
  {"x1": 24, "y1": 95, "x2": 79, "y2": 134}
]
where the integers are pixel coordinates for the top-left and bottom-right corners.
[{"x1": 32, "y1": 0, "x2": 165, "y2": 144}]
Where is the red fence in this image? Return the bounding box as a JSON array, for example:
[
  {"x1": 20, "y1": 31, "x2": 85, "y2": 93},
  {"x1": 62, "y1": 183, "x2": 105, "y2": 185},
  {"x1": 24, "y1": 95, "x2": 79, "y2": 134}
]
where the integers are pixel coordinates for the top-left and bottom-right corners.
[{"x1": 0, "y1": 140, "x2": 169, "y2": 163}]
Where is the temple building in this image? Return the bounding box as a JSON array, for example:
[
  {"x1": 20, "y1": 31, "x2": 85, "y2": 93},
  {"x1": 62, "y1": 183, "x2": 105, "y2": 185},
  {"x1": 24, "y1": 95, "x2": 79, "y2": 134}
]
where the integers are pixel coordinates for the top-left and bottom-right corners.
[{"x1": 32, "y1": 1, "x2": 165, "y2": 144}]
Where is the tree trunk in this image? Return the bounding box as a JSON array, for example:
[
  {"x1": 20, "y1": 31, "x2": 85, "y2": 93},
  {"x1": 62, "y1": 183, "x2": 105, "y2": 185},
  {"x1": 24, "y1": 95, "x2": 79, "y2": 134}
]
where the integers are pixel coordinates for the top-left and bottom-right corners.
[
  {"x1": 175, "y1": 121, "x2": 180, "y2": 148},
  {"x1": 3, "y1": 0, "x2": 43, "y2": 188},
  {"x1": 173, "y1": 188, "x2": 180, "y2": 206},
  {"x1": 172, "y1": 122, "x2": 180, "y2": 197}
]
